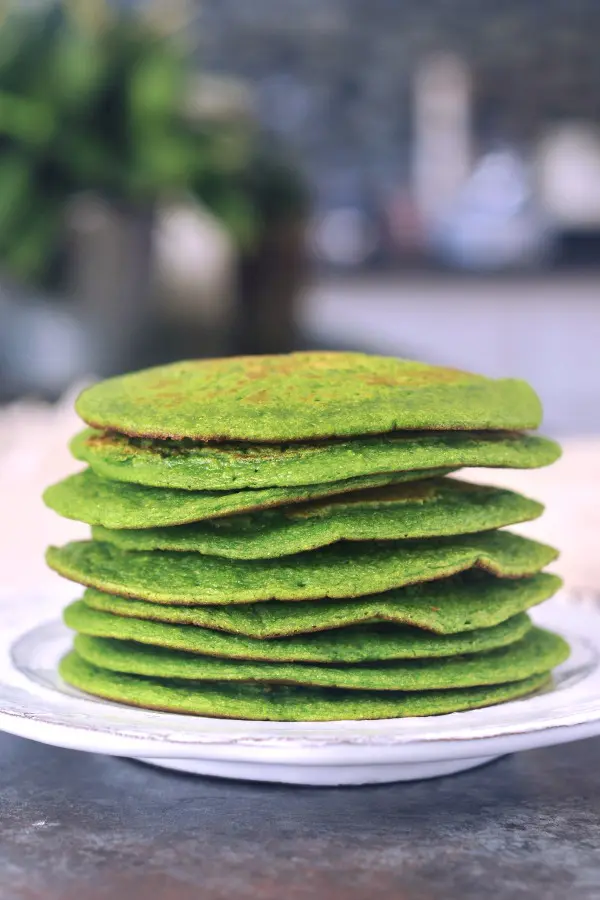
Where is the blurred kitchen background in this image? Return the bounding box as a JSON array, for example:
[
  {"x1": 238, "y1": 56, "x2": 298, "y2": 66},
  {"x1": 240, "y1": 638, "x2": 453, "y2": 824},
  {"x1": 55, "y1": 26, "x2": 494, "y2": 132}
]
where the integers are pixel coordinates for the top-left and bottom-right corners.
[
  {"x1": 1, "y1": 0, "x2": 600, "y2": 596},
  {"x1": 1, "y1": 0, "x2": 599, "y2": 432}
]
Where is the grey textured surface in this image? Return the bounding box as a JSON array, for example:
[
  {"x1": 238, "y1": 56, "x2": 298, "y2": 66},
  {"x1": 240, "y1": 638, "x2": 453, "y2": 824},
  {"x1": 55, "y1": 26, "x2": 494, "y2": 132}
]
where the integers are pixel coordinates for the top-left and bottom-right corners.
[{"x1": 0, "y1": 733, "x2": 599, "y2": 899}]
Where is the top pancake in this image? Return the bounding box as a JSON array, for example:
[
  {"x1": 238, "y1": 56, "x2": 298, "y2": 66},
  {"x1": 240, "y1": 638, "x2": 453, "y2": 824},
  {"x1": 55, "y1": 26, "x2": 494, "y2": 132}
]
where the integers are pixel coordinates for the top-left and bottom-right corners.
[{"x1": 75, "y1": 353, "x2": 543, "y2": 441}]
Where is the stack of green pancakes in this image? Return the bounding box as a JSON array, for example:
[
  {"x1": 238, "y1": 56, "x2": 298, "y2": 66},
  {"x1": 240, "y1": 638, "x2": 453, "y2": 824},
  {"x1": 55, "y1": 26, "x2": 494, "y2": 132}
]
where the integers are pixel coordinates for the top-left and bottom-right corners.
[{"x1": 43, "y1": 352, "x2": 569, "y2": 722}]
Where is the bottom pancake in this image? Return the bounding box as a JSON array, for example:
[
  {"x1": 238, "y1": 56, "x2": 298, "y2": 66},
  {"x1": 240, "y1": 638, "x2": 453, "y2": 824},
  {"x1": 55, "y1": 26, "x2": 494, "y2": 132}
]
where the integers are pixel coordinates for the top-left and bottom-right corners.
[{"x1": 60, "y1": 650, "x2": 551, "y2": 721}]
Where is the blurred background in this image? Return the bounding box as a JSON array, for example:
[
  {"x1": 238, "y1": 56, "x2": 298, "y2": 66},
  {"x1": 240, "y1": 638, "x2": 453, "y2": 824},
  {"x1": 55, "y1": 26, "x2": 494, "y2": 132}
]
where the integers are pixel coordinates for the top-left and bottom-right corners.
[{"x1": 0, "y1": 0, "x2": 599, "y2": 594}]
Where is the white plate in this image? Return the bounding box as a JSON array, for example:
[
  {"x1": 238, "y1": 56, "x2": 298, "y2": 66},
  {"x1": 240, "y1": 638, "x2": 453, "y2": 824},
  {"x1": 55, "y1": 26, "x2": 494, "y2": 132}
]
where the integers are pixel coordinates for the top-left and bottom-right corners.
[{"x1": 0, "y1": 589, "x2": 599, "y2": 785}]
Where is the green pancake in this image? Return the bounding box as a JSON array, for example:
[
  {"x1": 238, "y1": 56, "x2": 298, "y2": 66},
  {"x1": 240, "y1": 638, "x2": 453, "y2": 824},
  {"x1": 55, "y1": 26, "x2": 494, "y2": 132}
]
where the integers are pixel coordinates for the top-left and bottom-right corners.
[
  {"x1": 64, "y1": 600, "x2": 533, "y2": 663},
  {"x1": 91, "y1": 478, "x2": 543, "y2": 559},
  {"x1": 71, "y1": 627, "x2": 569, "y2": 690},
  {"x1": 71, "y1": 428, "x2": 561, "y2": 491},
  {"x1": 43, "y1": 468, "x2": 452, "y2": 530},
  {"x1": 75, "y1": 353, "x2": 543, "y2": 441},
  {"x1": 47, "y1": 531, "x2": 558, "y2": 605},
  {"x1": 60, "y1": 651, "x2": 551, "y2": 720},
  {"x1": 81, "y1": 572, "x2": 562, "y2": 638}
]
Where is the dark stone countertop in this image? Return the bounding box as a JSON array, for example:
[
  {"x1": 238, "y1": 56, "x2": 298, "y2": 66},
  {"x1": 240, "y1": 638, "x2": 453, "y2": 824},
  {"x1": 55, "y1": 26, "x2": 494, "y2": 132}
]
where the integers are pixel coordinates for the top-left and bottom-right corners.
[{"x1": 1, "y1": 732, "x2": 599, "y2": 900}]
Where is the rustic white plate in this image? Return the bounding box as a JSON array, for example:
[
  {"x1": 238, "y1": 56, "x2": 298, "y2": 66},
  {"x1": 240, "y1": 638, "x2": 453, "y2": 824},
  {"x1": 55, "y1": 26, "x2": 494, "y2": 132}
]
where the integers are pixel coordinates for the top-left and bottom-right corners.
[{"x1": 0, "y1": 588, "x2": 599, "y2": 785}]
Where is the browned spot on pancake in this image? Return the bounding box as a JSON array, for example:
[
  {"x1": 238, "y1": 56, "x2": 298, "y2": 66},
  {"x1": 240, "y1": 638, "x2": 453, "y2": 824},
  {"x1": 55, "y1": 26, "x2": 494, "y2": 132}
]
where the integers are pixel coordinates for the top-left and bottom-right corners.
[
  {"x1": 244, "y1": 389, "x2": 270, "y2": 403},
  {"x1": 143, "y1": 377, "x2": 177, "y2": 390},
  {"x1": 243, "y1": 362, "x2": 295, "y2": 380},
  {"x1": 84, "y1": 433, "x2": 109, "y2": 449},
  {"x1": 361, "y1": 375, "x2": 404, "y2": 387},
  {"x1": 362, "y1": 367, "x2": 468, "y2": 389},
  {"x1": 149, "y1": 389, "x2": 187, "y2": 404}
]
